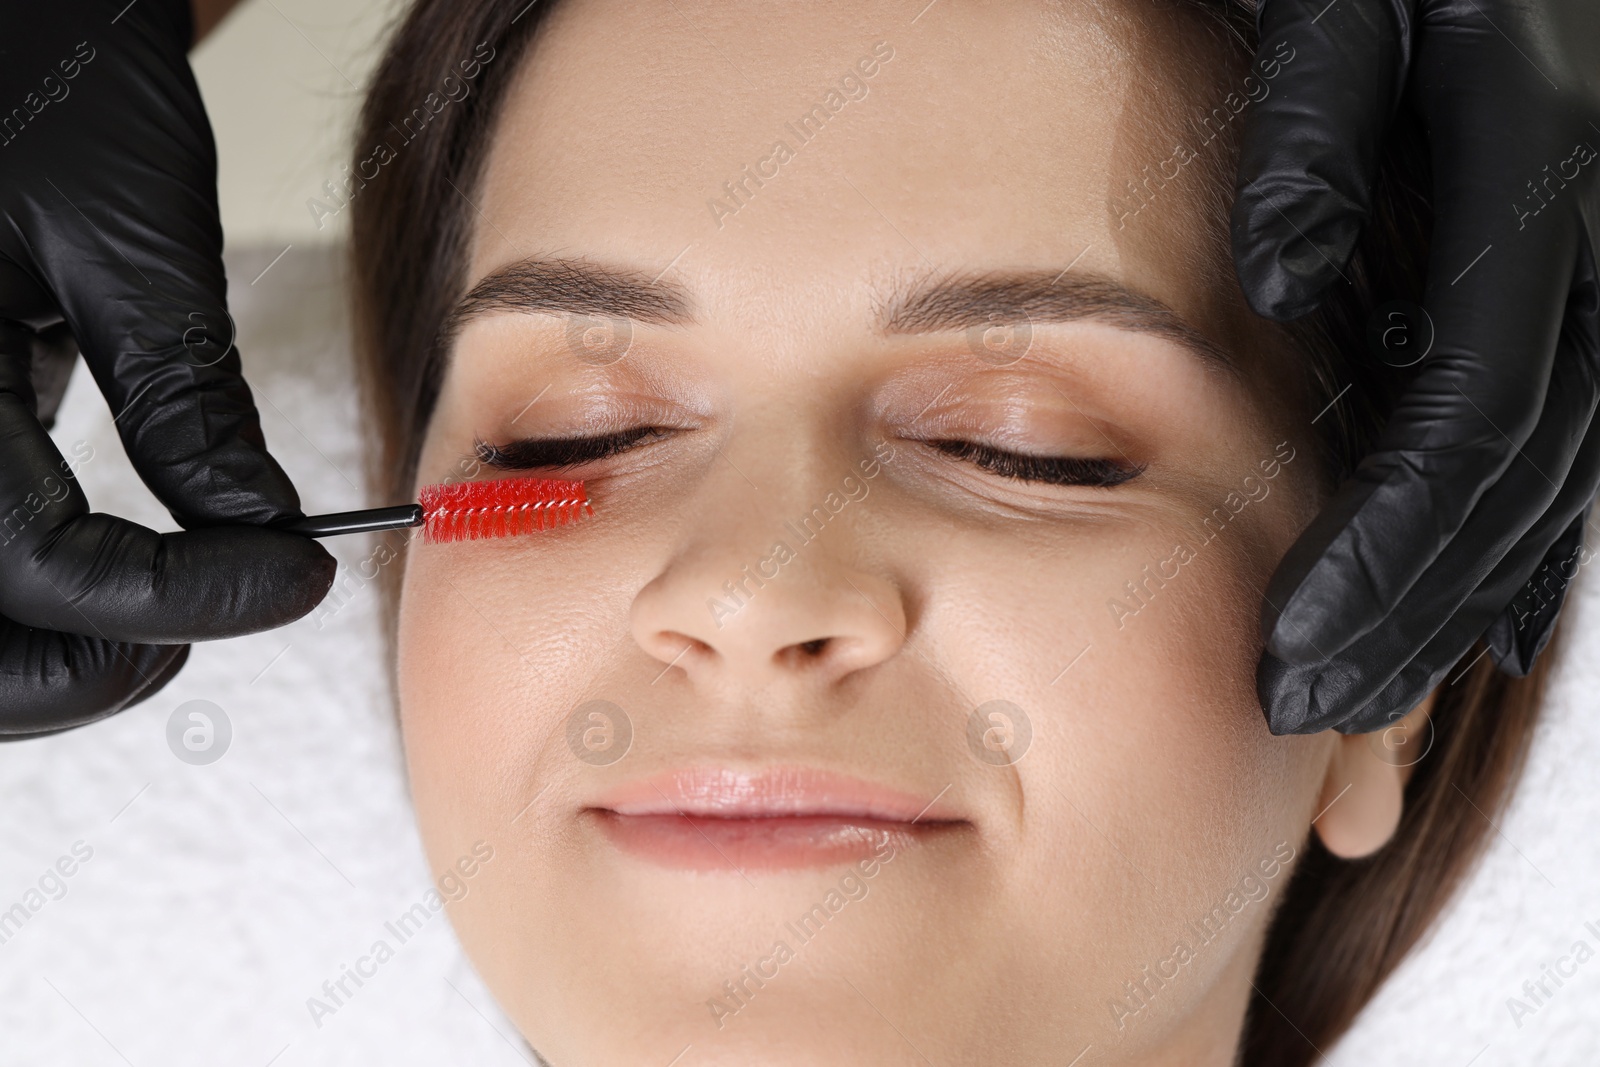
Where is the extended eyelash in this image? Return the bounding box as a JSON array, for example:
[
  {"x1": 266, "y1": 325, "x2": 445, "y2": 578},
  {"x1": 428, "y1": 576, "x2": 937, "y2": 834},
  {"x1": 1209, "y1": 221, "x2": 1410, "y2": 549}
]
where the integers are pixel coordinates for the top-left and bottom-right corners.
[
  {"x1": 928, "y1": 439, "x2": 1145, "y2": 487},
  {"x1": 475, "y1": 427, "x2": 670, "y2": 469}
]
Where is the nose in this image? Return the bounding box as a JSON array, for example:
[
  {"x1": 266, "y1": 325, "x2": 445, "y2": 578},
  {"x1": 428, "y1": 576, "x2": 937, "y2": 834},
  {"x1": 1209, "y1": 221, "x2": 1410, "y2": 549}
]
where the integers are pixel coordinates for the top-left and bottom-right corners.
[{"x1": 630, "y1": 527, "x2": 905, "y2": 689}]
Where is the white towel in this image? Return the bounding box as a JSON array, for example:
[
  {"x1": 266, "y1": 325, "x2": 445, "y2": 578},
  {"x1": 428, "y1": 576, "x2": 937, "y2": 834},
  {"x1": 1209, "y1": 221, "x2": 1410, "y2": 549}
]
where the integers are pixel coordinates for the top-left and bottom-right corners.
[{"x1": 0, "y1": 243, "x2": 1594, "y2": 1064}]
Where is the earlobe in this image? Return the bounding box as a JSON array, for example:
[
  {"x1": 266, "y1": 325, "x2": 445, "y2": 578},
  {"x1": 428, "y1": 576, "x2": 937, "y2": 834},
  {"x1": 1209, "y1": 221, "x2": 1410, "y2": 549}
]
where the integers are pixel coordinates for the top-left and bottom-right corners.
[{"x1": 1312, "y1": 691, "x2": 1437, "y2": 859}]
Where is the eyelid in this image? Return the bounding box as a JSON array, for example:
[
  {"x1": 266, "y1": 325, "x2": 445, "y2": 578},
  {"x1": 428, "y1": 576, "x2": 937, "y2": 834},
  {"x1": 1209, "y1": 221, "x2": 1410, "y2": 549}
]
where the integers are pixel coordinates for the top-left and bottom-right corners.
[{"x1": 923, "y1": 438, "x2": 1144, "y2": 487}]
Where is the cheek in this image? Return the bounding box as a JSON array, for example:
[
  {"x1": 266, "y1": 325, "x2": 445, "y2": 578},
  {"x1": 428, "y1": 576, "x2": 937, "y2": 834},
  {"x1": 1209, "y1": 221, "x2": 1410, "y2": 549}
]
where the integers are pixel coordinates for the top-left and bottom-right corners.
[
  {"x1": 396, "y1": 552, "x2": 517, "y2": 853},
  {"x1": 919, "y1": 489, "x2": 1327, "y2": 1042},
  {"x1": 394, "y1": 522, "x2": 662, "y2": 1011},
  {"x1": 395, "y1": 539, "x2": 593, "y2": 859}
]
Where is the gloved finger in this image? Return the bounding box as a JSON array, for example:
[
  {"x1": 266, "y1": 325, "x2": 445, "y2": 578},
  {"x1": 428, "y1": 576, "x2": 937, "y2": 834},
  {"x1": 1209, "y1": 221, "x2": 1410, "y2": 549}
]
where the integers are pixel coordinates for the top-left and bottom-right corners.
[
  {"x1": 18, "y1": 9, "x2": 301, "y2": 528},
  {"x1": 1260, "y1": 362, "x2": 1600, "y2": 734},
  {"x1": 1347, "y1": 451, "x2": 1599, "y2": 734},
  {"x1": 1483, "y1": 502, "x2": 1593, "y2": 677},
  {"x1": 1262, "y1": 185, "x2": 1585, "y2": 664},
  {"x1": 0, "y1": 620, "x2": 189, "y2": 739},
  {"x1": 0, "y1": 330, "x2": 335, "y2": 643},
  {"x1": 1230, "y1": 0, "x2": 1414, "y2": 320},
  {"x1": 29, "y1": 322, "x2": 78, "y2": 432}
]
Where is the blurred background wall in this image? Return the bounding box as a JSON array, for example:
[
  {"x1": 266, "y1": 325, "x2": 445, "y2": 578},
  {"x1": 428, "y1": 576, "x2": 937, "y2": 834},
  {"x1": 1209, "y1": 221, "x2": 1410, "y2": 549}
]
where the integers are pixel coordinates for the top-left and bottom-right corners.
[{"x1": 193, "y1": 0, "x2": 402, "y2": 247}]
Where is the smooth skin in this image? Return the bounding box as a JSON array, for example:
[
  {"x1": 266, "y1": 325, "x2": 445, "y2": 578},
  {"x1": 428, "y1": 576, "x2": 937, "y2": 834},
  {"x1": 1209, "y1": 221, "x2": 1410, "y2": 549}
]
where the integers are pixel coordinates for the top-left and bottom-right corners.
[{"x1": 396, "y1": 2, "x2": 1433, "y2": 1064}]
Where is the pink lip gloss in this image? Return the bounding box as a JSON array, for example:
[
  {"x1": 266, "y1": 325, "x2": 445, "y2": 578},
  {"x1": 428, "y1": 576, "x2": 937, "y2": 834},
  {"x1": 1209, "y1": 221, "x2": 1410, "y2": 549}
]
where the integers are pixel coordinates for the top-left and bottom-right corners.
[{"x1": 589, "y1": 767, "x2": 965, "y2": 872}]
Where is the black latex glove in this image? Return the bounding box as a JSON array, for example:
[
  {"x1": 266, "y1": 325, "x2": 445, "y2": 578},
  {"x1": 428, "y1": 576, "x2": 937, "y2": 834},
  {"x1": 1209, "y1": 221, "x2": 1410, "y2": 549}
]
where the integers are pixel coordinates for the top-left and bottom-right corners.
[
  {"x1": 0, "y1": 0, "x2": 335, "y2": 738},
  {"x1": 1234, "y1": 0, "x2": 1600, "y2": 734}
]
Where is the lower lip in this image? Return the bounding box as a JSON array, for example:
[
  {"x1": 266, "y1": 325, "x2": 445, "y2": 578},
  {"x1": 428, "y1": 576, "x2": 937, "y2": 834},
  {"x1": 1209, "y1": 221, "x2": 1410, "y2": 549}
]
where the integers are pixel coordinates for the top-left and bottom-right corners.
[{"x1": 593, "y1": 811, "x2": 945, "y2": 872}]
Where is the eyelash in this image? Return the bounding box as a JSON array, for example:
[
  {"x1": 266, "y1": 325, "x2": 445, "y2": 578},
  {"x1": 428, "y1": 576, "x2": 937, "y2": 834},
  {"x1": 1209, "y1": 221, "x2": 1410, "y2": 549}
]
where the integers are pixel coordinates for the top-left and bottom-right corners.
[
  {"x1": 926, "y1": 439, "x2": 1144, "y2": 487},
  {"x1": 475, "y1": 427, "x2": 669, "y2": 469},
  {"x1": 474, "y1": 427, "x2": 1143, "y2": 488}
]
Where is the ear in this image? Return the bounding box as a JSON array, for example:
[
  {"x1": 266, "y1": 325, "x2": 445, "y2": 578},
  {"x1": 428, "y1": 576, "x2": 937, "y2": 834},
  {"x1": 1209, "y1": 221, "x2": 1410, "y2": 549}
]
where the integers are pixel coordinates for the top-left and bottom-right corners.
[{"x1": 1312, "y1": 689, "x2": 1438, "y2": 859}]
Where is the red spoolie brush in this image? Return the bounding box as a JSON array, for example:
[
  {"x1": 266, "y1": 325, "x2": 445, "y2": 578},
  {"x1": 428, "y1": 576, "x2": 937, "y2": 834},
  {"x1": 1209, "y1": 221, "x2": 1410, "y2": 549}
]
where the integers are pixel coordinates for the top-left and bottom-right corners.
[
  {"x1": 273, "y1": 477, "x2": 593, "y2": 542},
  {"x1": 418, "y1": 477, "x2": 591, "y2": 542}
]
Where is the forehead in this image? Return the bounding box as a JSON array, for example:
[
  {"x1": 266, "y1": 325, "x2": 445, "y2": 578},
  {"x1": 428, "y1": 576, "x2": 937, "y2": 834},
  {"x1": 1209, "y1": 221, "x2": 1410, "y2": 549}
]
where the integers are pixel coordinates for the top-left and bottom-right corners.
[{"x1": 470, "y1": 0, "x2": 1250, "y2": 349}]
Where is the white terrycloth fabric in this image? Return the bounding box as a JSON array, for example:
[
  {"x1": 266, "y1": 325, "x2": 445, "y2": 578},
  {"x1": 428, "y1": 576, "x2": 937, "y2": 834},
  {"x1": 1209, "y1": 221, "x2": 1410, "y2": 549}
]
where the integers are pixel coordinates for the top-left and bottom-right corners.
[{"x1": 0, "y1": 243, "x2": 1595, "y2": 1064}]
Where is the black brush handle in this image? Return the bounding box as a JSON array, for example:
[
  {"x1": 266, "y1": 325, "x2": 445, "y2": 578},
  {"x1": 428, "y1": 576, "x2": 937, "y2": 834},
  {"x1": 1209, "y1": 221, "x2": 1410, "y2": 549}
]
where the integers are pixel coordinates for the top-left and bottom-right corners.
[{"x1": 273, "y1": 504, "x2": 424, "y2": 538}]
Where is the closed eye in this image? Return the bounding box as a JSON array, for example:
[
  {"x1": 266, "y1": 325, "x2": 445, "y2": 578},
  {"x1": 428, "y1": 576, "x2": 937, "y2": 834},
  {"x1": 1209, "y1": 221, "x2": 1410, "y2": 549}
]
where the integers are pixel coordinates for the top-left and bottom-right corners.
[
  {"x1": 927, "y1": 439, "x2": 1144, "y2": 487},
  {"x1": 475, "y1": 427, "x2": 672, "y2": 469},
  {"x1": 473, "y1": 428, "x2": 1138, "y2": 486}
]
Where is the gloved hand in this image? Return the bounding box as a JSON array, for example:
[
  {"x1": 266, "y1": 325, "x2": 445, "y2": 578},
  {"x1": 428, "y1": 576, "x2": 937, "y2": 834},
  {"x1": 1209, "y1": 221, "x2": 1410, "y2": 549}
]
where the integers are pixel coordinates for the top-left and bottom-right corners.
[
  {"x1": 0, "y1": 0, "x2": 335, "y2": 738},
  {"x1": 1234, "y1": 0, "x2": 1600, "y2": 733}
]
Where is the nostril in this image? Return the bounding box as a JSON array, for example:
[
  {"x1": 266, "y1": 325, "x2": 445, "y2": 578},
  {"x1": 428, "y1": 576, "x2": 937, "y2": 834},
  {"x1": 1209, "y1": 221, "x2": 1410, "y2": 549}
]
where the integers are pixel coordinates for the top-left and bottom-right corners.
[
  {"x1": 774, "y1": 638, "x2": 832, "y2": 669},
  {"x1": 651, "y1": 631, "x2": 713, "y2": 666}
]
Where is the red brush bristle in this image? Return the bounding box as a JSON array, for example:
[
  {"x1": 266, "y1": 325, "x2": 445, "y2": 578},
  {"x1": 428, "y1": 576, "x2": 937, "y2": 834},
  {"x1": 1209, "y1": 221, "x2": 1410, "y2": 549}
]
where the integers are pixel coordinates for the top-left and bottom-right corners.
[{"x1": 417, "y1": 476, "x2": 592, "y2": 544}]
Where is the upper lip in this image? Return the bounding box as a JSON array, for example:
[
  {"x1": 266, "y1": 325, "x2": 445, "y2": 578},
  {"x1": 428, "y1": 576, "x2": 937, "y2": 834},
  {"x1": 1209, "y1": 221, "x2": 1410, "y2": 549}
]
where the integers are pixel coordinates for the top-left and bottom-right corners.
[{"x1": 589, "y1": 766, "x2": 963, "y2": 823}]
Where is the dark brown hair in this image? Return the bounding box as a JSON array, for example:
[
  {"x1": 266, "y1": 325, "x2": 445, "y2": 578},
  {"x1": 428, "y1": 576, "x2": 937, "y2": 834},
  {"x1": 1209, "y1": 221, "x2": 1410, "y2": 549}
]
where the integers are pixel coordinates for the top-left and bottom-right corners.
[{"x1": 346, "y1": 2, "x2": 1562, "y2": 1062}]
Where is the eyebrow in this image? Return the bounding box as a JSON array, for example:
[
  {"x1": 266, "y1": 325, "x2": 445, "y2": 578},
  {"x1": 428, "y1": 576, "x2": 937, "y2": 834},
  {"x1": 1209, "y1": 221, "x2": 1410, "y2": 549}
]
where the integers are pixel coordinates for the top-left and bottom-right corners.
[
  {"x1": 878, "y1": 269, "x2": 1236, "y2": 373},
  {"x1": 444, "y1": 258, "x2": 1234, "y2": 374},
  {"x1": 443, "y1": 257, "x2": 693, "y2": 343}
]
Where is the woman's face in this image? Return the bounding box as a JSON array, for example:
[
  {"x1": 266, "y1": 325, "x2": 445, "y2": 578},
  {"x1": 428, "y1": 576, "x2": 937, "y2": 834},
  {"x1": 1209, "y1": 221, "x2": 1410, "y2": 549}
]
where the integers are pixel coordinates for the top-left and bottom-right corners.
[{"x1": 398, "y1": 1, "x2": 1352, "y2": 1063}]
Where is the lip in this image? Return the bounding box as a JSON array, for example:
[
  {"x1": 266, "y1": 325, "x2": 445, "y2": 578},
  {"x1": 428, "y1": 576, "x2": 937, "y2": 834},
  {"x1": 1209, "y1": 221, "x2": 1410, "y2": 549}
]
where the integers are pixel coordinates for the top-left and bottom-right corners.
[{"x1": 587, "y1": 767, "x2": 964, "y2": 872}]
